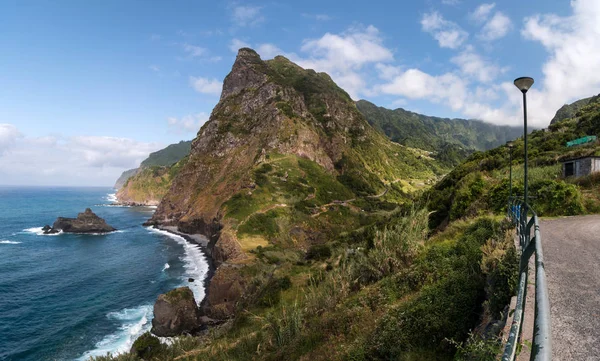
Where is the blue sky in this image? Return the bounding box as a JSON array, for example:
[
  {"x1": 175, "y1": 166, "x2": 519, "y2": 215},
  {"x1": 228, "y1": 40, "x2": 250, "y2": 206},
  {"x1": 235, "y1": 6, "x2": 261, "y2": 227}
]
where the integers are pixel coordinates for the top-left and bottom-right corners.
[{"x1": 1, "y1": 0, "x2": 598, "y2": 185}]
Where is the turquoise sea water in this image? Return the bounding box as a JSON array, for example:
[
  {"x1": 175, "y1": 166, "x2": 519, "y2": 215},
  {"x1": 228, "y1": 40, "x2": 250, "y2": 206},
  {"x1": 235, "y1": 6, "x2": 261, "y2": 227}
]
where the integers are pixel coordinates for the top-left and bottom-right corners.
[{"x1": 0, "y1": 187, "x2": 209, "y2": 361}]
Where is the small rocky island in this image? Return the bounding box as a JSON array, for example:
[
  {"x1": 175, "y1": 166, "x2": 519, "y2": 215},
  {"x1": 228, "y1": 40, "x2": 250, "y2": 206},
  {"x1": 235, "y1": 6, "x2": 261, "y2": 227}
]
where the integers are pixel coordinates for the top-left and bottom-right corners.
[{"x1": 43, "y1": 208, "x2": 116, "y2": 234}]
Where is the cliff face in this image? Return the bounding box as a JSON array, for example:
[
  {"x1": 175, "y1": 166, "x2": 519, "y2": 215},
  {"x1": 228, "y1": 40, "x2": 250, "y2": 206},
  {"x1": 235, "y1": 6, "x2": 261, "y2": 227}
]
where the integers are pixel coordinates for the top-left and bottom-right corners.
[
  {"x1": 148, "y1": 48, "x2": 445, "y2": 319},
  {"x1": 551, "y1": 94, "x2": 600, "y2": 124},
  {"x1": 116, "y1": 161, "x2": 188, "y2": 206},
  {"x1": 114, "y1": 168, "x2": 138, "y2": 189},
  {"x1": 114, "y1": 142, "x2": 191, "y2": 205}
]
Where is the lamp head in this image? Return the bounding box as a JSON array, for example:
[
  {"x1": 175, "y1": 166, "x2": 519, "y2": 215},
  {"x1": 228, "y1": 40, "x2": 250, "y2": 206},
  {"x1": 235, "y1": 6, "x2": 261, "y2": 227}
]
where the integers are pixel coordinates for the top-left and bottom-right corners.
[
  {"x1": 507, "y1": 142, "x2": 514, "y2": 149},
  {"x1": 514, "y1": 77, "x2": 534, "y2": 93}
]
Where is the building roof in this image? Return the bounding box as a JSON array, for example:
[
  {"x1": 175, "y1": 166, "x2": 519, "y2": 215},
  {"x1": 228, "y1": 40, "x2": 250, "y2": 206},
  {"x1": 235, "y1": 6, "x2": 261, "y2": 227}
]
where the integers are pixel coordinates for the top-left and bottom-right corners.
[{"x1": 561, "y1": 155, "x2": 600, "y2": 163}]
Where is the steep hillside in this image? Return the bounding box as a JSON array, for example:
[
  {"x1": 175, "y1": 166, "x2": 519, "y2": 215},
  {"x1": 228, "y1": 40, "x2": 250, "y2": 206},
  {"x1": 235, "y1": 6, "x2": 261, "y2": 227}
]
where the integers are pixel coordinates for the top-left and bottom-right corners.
[
  {"x1": 114, "y1": 168, "x2": 138, "y2": 189},
  {"x1": 427, "y1": 94, "x2": 600, "y2": 230},
  {"x1": 356, "y1": 100, "x2": 522, "y2": 166},
  {"x1": 115, "y1": 159, "x2": 188, "y2": 206},
  {"x1": 114, "y1": 141, "x2": 192, "y2": 204},
  {"x1": 140, "y1": 140, "x2": 192, "y2": 168},
  {"x1": 148, "y1": 48, "x2": 448, "y2": 318},
  {"x1": 551, "y1": 94, "x2": 600, "y2": 124},
  {"x1": 95, "y1": 48, "x2": 518, "y2": 361}
]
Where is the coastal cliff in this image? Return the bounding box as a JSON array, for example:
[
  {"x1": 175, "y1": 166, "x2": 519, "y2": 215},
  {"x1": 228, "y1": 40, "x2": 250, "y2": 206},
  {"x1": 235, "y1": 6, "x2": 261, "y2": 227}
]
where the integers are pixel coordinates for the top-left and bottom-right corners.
[
  {"x1": 147, "y1": 48, "x2": 446, "y2": 319},
  {"x1": 114, "y1": 141, "x2": 192, "y2": 205}
]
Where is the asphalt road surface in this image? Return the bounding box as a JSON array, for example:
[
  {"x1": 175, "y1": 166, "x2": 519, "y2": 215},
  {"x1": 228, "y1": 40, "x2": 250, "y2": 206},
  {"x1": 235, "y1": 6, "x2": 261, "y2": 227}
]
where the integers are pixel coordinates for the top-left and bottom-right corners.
[{"x1": 540, "y1": 215, "x2": 600, "y2": 360}]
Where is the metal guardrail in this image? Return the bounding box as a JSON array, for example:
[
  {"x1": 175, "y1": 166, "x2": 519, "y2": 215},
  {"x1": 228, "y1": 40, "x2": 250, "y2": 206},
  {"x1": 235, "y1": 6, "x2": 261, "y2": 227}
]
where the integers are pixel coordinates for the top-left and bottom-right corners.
[{"x1": 502, "y1": 197, "x2": 552, "y2": 361}]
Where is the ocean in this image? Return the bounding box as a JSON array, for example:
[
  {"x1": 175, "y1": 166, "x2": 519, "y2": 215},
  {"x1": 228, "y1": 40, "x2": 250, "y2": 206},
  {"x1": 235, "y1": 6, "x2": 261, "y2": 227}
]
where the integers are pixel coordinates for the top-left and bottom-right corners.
[{"x1": 0, "y1": 186, "x2": 209, "y2": 361}]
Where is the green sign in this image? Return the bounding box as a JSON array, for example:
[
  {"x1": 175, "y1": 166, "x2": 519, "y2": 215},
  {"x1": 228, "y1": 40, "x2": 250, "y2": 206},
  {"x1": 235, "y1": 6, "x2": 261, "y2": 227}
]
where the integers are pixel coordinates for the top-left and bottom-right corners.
[{"x1": 566, "y1": 135, "x2": 597, "y2": 147}]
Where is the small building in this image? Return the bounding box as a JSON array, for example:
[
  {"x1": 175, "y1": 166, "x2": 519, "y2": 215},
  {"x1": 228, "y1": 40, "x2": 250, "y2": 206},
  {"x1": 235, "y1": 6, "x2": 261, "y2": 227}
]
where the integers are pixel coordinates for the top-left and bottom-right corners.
[{"x1": 562, "y1": 156, "x2": 600, "y2": 178}]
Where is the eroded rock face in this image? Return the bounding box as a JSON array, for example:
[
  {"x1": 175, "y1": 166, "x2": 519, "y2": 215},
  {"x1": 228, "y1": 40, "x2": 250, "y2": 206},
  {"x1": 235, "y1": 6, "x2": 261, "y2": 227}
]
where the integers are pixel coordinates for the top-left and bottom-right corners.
[
  {"x1": 151, "y1": 287, "x2": 201, "y2": 337},
  {"x1": 47, "y1": 208, "x2": 116, "y2": 234}
]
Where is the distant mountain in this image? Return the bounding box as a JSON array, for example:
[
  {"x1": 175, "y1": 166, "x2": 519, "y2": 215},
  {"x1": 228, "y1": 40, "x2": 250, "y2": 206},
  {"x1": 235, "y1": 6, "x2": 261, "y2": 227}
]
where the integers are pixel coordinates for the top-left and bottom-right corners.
[
  {"x1": 551, "y1": 94, "x2": 600, "y2": 124},
  {"x1": 140, "y1": 140, "x2": 192, "y2": 168},
  {"x1": 113, "y1": 140, "x2": 192, "y2": 191},
  {"x1": 114, "y1": 168, "x2": 138, "y2": 189},
  {"x1": 356, "y1": 100, "x2": 523, "y2": 166}
]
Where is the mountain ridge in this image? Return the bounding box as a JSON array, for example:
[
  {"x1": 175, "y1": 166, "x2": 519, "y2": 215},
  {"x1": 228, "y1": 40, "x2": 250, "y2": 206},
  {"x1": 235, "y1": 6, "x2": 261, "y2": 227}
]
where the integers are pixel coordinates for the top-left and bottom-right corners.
[{"x1": 356, "y1": 99, "x2": 523, "y2": 166}]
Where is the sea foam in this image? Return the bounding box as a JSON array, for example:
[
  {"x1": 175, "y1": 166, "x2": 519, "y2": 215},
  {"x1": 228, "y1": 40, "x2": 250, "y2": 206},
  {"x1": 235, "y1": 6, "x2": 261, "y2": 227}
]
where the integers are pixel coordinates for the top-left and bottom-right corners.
[
  {"x1": 0, "y1": 240, "x2": 22, "y2": 244},
  {"x1": 23, "y1": 227, "x2": 63, "y2": 236},
  {"x1": 146, "y1": 227, "x2": 208, "y2": 303},
  {"x1": 105, "y1": 193, "x2": 118, "y2": 203},
  {"x1": 78, "y1": 305, "x2": 152, "y2": 360},
  {"x1": 162, "y1": 263, "x2": 170, "y2": 271}
]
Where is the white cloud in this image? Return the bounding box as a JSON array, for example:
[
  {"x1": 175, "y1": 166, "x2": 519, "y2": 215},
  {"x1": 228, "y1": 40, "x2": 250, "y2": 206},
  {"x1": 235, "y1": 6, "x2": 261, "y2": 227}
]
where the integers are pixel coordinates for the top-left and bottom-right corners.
[
  {"x1": 0, "y1": 132, "x2": 163, "y2": 186},
  {"x1": 230, "y1": 5, "x2": 264, "y2": 27},
  {"x1": 375, "y1": 67, "x2": 517, "y2": 125},
  {"x1": 167, "y1": 113, "x2": 209, "y2": 133},
  {"x1": 189, "y1": 76, "x2": 222, "y2": 95},
  {"x1": 480, "y1": 12, "x2": 512, "y2": 41},
  {"x1": 470, "y1": 3, "x2": 496, "y2": 23},
  {"x1": 421, "y1": 11, "x2": 469, "y2": 49},
  {"x1": 0, "y1": 124, "x2": 22, "y2": 155},
  {"x1": 256, "y1": 43, "x2": 284, "y2": 59},
  {"x1": 451, "y1": 46, "x2": 506, "y2": 82},
  {"x1": 375, "y1": 63, "x2": 403, "y2": 79},
  {"x1": 302, "y1": 13, "x2": 332, "y2": 21},
  {"x1": 182, "y1": 43, "x2": 206, "y2": 57},
  {"x1": 441, "y1": 0, "x2": 461, "y2": 6},
  {"x1": 295, "y1": 25, "x2": 394, "y2": 98},
  {"x1": 149, "y1": 65, "x2": 160, "y2": 72},
  {"x1": 229, "y1": 38, "x2": 251, "y2": 52},
  {"x1": 520, "y1": 0, "x2": 600, "y2": 126}
]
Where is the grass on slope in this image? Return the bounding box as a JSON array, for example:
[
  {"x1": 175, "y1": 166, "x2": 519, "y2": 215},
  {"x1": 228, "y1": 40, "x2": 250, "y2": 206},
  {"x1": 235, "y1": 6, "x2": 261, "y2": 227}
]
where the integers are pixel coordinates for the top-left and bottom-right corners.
[
  {"x1": 92, "y1": 211, "x2": 517, "y2": 361},
  {"x1": 426, "y1": 99, "x2": 600, "y2": 229}
]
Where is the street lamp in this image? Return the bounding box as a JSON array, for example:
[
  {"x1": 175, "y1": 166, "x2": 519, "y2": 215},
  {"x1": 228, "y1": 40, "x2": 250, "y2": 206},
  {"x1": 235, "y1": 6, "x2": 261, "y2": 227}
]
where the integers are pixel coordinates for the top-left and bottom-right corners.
[
  {"x1": 514, "y1": 77, "x2": 534, "y2": 210},
  {"x1": 508, "y1": 142, "x2": 514, "y2": 200}
]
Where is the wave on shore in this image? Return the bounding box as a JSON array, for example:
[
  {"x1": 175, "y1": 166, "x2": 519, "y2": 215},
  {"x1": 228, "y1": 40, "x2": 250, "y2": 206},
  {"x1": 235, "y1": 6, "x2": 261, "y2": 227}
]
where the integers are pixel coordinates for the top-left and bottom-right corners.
[
  {"x1": 23, "y1": 227, "x2": 63, "y2": 236},
  {"x1": 146, "y1": 227, "x2": 209, "y2": 303},
  {"x1": 0, "y1": 240, "x2": 22, "y2": 244},
  {"x1": 23, "y1": 227, "x2": 124, "y2": 236},
  {"x1": 105, "y1": 193, "x2": 118, "y2": 203},
  {"x1": 78, "y1": 305, "x2": 152, "y2": 360}
]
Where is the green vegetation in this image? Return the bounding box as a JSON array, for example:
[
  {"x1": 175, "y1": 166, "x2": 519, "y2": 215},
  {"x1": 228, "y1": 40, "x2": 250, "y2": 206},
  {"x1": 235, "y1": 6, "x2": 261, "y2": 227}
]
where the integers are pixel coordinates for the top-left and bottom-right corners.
[
  {"x1": 426, "y1": 94, "x2": 600, "y2": 229},
  {"x1": 356, "y1": 100, "x2": 523, "y2": 167},
  {"x1": 140, "y1": 140, "x2": 192, "y2": 168},
  {"x1": 118, "y1": 157, "x2": 189, "y2": 204},
  {"x1": 551, "y1": 93, "x2": 600, "y2": 124},
  {"x1": 92, "y1": 212, "x2": 517, "y2": 361},
  {"x1": 114, "y1": 140, "x2": 192, "y2": 193}
]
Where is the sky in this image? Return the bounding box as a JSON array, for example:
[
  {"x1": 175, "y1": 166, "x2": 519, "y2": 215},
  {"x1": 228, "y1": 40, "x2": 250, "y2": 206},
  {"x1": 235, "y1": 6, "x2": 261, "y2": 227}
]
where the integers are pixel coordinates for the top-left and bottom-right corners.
[{"x1": 1, "y1": 0, "x2": 598, "y2": 186}]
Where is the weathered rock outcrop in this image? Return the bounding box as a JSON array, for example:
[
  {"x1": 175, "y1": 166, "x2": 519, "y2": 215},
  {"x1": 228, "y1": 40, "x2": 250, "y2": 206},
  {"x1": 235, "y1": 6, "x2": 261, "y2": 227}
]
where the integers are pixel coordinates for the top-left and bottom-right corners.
[
  {"x1": 151, "y1": 287, "x2": 201, "y2": 337},
  {"x1": 146, "y1": 48, "x2": 444, "y2": 321},
  {"x1": 46, "y1": 208, "x2": 116, "y2": 234}
]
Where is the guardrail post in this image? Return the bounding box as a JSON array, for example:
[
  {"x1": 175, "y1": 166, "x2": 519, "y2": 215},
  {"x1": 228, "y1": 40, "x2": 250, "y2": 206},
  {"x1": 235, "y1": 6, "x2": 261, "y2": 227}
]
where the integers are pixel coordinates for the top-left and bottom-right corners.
[{"x1": 501, "y1": 201, "x2": 551, "y2": 361}]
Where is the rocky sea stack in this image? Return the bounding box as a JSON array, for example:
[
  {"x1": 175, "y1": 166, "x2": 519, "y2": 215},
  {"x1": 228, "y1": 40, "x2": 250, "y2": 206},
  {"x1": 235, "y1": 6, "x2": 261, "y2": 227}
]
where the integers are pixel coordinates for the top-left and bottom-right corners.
[
  {"x1": 151, "y1": 287, "x2": 201, "y2": 337},
  {"x1": 44, "y1": 208, "x2": 116, "y2": 234}
]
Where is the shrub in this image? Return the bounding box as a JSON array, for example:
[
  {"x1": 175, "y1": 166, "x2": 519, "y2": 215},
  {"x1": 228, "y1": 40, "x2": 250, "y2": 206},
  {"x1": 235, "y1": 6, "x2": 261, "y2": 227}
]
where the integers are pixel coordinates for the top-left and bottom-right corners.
[
  {"x1": 131, "y1": 332, "x2": 162, "y2": 359},
  {"x1": 531, "y1": 179, "x2": 585, "y2": 216},
  {"x1": 306, "y1": 244, "x2": 332, "y2": 260}
]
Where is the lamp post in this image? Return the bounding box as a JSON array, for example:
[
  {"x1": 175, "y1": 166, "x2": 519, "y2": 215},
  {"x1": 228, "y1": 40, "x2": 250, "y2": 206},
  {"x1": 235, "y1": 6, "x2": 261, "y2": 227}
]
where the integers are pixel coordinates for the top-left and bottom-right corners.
[
  {"x1": 508, "y1": 142, "x2": 514, "y2": 200},
  {"x1": 514, "y1": 77, "x2": 534, "y2": 209}
]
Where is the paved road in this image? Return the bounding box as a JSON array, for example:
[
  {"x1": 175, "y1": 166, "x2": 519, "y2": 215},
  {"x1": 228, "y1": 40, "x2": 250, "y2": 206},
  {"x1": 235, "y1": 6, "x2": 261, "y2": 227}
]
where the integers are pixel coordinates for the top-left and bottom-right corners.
[{"x1": 540, "y1": 215, "x2": 600, "y2": 360}]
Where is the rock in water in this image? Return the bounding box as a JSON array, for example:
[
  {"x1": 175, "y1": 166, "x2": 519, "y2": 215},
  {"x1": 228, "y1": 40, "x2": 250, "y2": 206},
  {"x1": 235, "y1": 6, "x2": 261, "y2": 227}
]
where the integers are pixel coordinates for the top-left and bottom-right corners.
[
  {"x1": 50, "y1": 208, "x2": 116, "y2": 233},
  {"x1": 151, "y1": 287, "x2": 201, "y2": 337}
]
